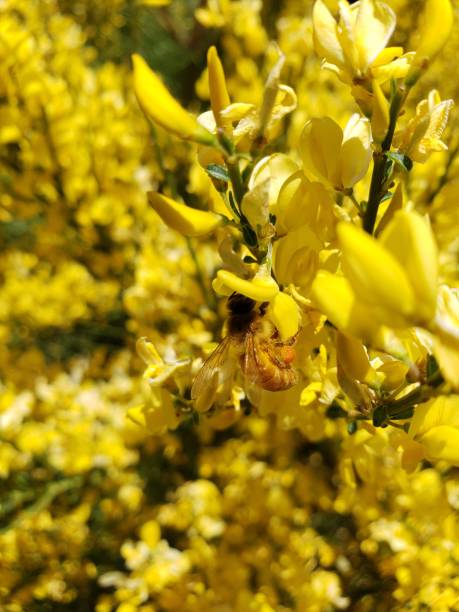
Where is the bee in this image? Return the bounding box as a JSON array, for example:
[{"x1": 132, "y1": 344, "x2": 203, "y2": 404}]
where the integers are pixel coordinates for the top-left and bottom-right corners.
[{"x1": 191, "y1": 292, "x2": 299, "y2": 409}]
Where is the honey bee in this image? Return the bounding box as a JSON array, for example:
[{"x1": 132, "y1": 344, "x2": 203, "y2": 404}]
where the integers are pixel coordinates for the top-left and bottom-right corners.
[{"x1": 191, "y1": 293, "x2": 299, "y2": 409}]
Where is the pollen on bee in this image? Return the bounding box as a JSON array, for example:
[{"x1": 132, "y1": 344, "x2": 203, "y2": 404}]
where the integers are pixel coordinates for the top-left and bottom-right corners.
[{"x1": 280, "y1": 346, "x2": 296, "y2": 365}]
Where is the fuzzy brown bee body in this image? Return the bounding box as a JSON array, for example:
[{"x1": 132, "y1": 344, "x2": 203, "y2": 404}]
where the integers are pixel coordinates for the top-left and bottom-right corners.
[{"x1": 191, "y1": 293, "x2": 299, "y2": 408}]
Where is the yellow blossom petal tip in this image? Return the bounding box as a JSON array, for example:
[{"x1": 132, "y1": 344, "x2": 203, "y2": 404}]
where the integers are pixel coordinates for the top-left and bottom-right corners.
[
  {"x1": 414, "y1": 0, "x2": 453, "y2": 61},
  {"x1": 212, "y1": 270, "x2": 279, "y2": 302},
  {"x1": 267, "y1": 292, "x2": 301, "y2": 341},
  {"x1": 337, "y1": 222, "x2": 415, "y2": 321},
  {"x1": 207, "y1": 46, "x2": 230, "y2": 129},
  {"x1": 409, "y1": 396, "x2": 459, "y2": 465},
  {"x1": 148, "y1": 192, "x2": 223, "y2": 237},
  {"x1": 132, "y1": 54, "x2": 215, "y2": 144}
]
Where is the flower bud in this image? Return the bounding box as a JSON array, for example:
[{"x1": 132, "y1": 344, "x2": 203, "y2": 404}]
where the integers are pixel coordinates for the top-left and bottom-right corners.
[
  {"x1": 148, "y1": 192, "x2": 223, "y2": 237},
  {"x1": 132, "y1": 54, "x2": 215, "y2": 144}
]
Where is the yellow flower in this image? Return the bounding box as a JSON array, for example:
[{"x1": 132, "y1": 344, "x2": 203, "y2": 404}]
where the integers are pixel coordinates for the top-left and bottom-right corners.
[
  {"x1": 273, "y1": 171, "x2": 336, "y2": 241},
  {"x1": 339, "y1": 211, "x2": 438, "y2": 325},
  {"x1": 128, "y1": 338, "x2": 190, "y2": 434},
  {"x1": 241, "y1": 153, "x2": 298, "y2": 233},
  {"x1": 266, "y1": 292, "x2": 301, "y2": 341},
  {"x1": 312, "y1": 211, "x2": 438, "y2": 337},
  {"x1": 207, "y1": 46, "x2": 230, "y2": 129},
  {"x1": 433, "y1": 286, "x2": 459, "y2": 389},
  {"x1": 413, "y1": 0, "x2": 453, "y2": 62},
  {"x1": 336, "y1": 332, "x2": 383, "y2": 388},
  {"x1": 312, "y1": 0, "x2": 397, "y2": 82},
  {"x1": 148, "y1": 192, "x2": 223, "y2": 237},
  {"x1": 212, "y1": 269, "x2": 279, "y2": 302},
  {"x1": 395, "y1": 90, "x2": 453, "y2": 163},
  {"x1": 311, "y1": 271, "x2": 379, "y2": 340},
  {"x1": 408, "y1": 396, "x2": 459, "y2": 465},
  {"x1": 273, "y1": 224, "x2": 321, "y2": 290},
  {"x1": 132, "y1": 54, "x2": 215, "y2": 144},
  {"x1": 299, "y1": 114, "x2": 371, "y2": 190}
]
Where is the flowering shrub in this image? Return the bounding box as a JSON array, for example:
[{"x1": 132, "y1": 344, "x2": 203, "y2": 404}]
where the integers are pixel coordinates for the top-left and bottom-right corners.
[{"x1": 1, "y1": 0, "x2": 459, "y2": 610}]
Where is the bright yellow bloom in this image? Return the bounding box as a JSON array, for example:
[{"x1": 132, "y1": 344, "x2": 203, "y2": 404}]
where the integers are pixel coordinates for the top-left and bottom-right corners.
[
  {"x1": 132, "y1": 54, "x2": 215, "y2": 144},
  {"x1": 273, "y1": 225, "x2": 321, "y2": 289},
  {"x1": 339, "y1": 211, "x2": 438, "y2": 325},
  {"x1": 379, "y1": 209, "x2": 438, "y2": 321},
  {"x1": 395, "y1": 90, "x2": 453, "y2": 163},
  {"x1": 433, "y1": 286, "x2": 459, "y2": 389},
  {"x1": 312, "y1": 211, "x2": 438, "y2": 337},
  {"x1": 336, "y1": 332, "x2": 383, "y2": 388},
  {"x1": 408, "y1": 395, "x2": 459, "y2": 465},
  {"x1": 300, "y1": 114, "x2": 371, "y2": 190},
  {"x1": 128, "y1": 338, "x2": 190, "y2": 434},
  {"x1": 313, "y1": 0, "x2": 397, "y2": 82},
  {"x1": 414, "y1": 0, "x2": 453, "y2": 62},
  {"x1": 274, "y1": 171, "x2": 336, "y2": 241},
  {"x1": 311, "y1": 271, "x2": 379, "y2": 339},
  {"x1": 241, "y1": 153, "x2": 298, "y2": 231},
  {"x1": 207, "y1": 46, "x2": 230, "y2": 129},
  {"x1": 212, "y1": 269, "x2": 279, "y2": 302},
  {"x1": 266, "y1": 292, "x2": 301, "y2": 341},
  {"x1": 148, "y1": 192, "x2": 223, "y2": 237}
]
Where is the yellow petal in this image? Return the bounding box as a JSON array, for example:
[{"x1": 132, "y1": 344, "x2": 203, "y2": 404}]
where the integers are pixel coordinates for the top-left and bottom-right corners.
[
  {"x1": 379, "y1": 211, "x2": 438, "y2": 322},
  {"x1": 409, "y1": 395, "x2": 459, "y2": 438},
  {"x1": 207, "y1": 46, "x2": 230, "y2": 129},
  {"x1": 312, "y1": 0, "x2": 346, "y2": 69},
  {"x1": 354, "y1": 0, "x2": 396, "y2": 71},
  {"x1": 136, "y1": 337, "x2": 163, "y2": 365},
  {"x1": 273, "y1": 225, "x2": 321, "y2": 288},
  {"x1": 267, "y1": 292, "x2": 301, "y2": 341},
  {"x1": 371, "y1": 52, "x2": 414, "y2": 83},
  {"x1": 371, "y1": 46, "x2": 403, "y2": 68},
  {"x1": 371, "y1": 79, "x2": 390, "y2": 142},
  {"x1": 132, "y1": 54, "x2": 215, "y2": 144},
  {"x1": 249, "y1": 154, "x2": 299, "y2": 207},
  {"x1": 127, "y1": 391, "x2": 180, "y2": 434},
  {"x1": 300, "y1": 117, "x2": 342, "y2": 188},
  {"x1": 148, "y1": 192, "x2": 222, "y2": 237},
  {"x1": 420, "y1": 426, "x2": 459, "y2": 464},
  {"x1": 340, "y1": 114, "x2": 372, "y2": 188},
  {"x1": 434, "y1": 335, "x2": 459, "y2": 390},
  {"x1": 414, "y1": 0, "x2": 453, "y2": 60},
  {"x1": 338, "y1": 222, "x2": 415, "y2": 321},
  {"x1": 212, "y1": 270, "x2": 279, "y2": 301},
  {"x1": 336, "y1": 332, "x2": 382, "y2": 388},
  {"x1": 274, "y1": 172, "x2": 336, "y2": 240},
  {"x1": 311, "y1": 271, "x2": 378, "y2": 339}
]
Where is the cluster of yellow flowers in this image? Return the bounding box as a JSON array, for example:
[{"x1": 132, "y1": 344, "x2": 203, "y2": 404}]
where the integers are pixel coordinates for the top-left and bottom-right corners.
[{"x1": 1, "y1": 0, "x2": 459, "y2": 610}]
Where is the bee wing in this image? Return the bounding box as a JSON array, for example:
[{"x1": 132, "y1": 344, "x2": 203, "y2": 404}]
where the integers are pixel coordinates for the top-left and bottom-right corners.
[
  {"x1": 241, "y1": 330, "x2": 261, "y2": 385},
  {"x1": 191, "y1": 336, "x2": 238, "y2": 410}
]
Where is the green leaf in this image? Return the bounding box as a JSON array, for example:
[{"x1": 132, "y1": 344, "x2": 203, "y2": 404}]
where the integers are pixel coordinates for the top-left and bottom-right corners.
[
  {"x1": 372, "y1": 405, "x2": 387, "y2": 427},
  {"x1": 380, "y1": 191, "x2": 393, "y2": 203},
  {"x1": 386, "y1": 151, "x2": 413, "y2": 172},
  {"x1": 326, "y1": 403, "x2": 348, "y2": 419},
  {"x1": 347, "y1": 421, "x2": 358, "y2": 435},
  {"x1": 206, "y1": 164, "x2": 230, "y2": 183}
]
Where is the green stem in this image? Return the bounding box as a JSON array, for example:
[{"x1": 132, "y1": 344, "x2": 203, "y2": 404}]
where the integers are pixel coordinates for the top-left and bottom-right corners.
[
  {"x1": 226, "y1": 158, "x2": 244, "y2": 205},
  {"x1": 363, "y1": 88, "x2": 405, "y2": 234},
  {"x1": 344, "y1": 188, "x2": 362, "y2": 213}
]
